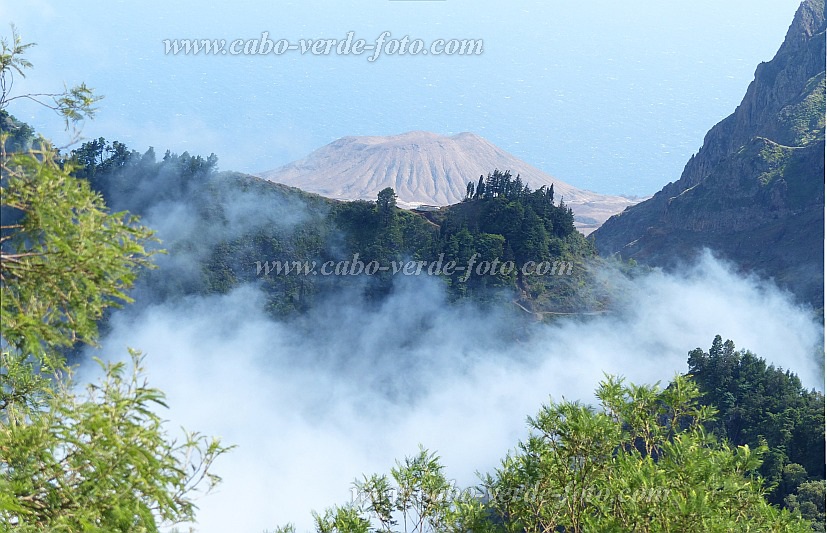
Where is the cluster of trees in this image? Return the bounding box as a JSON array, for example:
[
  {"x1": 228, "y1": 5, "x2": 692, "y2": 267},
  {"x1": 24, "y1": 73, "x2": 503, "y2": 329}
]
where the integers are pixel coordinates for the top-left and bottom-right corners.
[
  {"x1": 465, "y1": 169, "x2": 575, "y2": 239},
  {"x1": 1, "y1": 28, "x2": 229, "y2": 530},
  {"x1": 274, "y1": 354, "x2": 821, "y2": 532},
  {"x1": 67, "y1": 137, "x2": 219, "y2": 215},
  {"x1": 688, "y1": 335, "x2": 825, "y2": 525},
  {"x1": 434, "y1": 170, "x2": 586, "y2": 301},
  {"x1": 329, "y1": 173, "x2": 590, "y2": 304},
  {"x1": 0, "y1": 110, "x2": 35, "y2": 154}
]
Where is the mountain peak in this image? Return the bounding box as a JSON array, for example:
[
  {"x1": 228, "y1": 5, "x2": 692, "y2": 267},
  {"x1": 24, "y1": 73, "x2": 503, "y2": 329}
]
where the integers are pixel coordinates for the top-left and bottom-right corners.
[
  {"x1": 592, "y1": 0, "x2": 825, "y2": 307},
  {"x1": 258, "y1": 131, "x2": 638, "y2": 234},
  {"x1": 781, "y1": 0, "x2": 825, "y2": 52}
]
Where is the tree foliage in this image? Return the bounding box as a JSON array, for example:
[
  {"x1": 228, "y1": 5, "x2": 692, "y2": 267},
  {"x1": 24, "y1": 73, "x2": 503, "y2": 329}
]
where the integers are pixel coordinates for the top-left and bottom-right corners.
[
  {"x1": 1, "y1": 146, "x2": 156, "y2": 357},
  {"x1": 0, "y1": 351, "x2": 228, "y2": 532},
  {"x1": 483, "y1": 375, "x2": 809, "y2": 532},
  {"x1": 289, "y1": 446, "x2": 494, "y2": 533},
  {"x1": 0, "y1": 110, "x2": 35, "y2": 154},
  {"x1": 687, "y1": 335, "x2": 826, "y2": 521},
  {"x1": 0, "y1": 27, "x2": 230, "y2": 531},
  {"x1": 0, "y1": 24, "x2": 100, "y2": 135},
  {"x1": 276, "y1": 375, "x2": 813, "y2": 532}
]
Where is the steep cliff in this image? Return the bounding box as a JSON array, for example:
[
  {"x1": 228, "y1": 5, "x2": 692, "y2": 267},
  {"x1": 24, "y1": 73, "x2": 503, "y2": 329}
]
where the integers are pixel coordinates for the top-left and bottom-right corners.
[{"x1": 592, "y1": 0, "x2": 826, "y2": 308}]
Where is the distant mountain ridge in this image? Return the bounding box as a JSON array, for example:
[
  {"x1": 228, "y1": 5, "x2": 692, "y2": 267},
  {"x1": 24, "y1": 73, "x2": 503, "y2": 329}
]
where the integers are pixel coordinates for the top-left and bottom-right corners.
[
  {"x1": 258, "y1": 131, "x2": 638, "y2": 234},
  {"x1": 592, "y1": 0, "x2": 825, "y2": 308}
]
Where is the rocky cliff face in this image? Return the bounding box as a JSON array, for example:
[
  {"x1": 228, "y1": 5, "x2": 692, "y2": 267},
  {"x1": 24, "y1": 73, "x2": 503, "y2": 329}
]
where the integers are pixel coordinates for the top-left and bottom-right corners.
[{"x1": 592, "y1": 0, "x2": 825, "y2": 308}]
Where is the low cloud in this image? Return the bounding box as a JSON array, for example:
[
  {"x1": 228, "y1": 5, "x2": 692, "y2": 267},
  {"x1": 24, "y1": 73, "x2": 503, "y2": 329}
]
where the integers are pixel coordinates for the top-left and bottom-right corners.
[{"x1": 85, "y1": 251, "x2": 823, "y2": 532}]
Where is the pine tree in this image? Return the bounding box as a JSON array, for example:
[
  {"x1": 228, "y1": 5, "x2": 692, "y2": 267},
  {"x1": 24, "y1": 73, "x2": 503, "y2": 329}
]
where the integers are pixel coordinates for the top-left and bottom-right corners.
[{"x1": 475, "y1": 174, "x2": 485, "y2": 199}]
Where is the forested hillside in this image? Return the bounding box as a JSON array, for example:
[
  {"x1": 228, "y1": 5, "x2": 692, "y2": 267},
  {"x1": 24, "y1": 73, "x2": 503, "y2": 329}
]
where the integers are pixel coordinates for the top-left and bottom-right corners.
[{"x1": 63, "y1": 137, "x2": 600, "y2": 317}]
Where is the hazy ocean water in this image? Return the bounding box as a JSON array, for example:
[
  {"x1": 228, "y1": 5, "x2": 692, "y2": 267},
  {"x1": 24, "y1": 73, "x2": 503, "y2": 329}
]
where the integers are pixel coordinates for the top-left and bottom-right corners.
[{"x1": 4, "y1": 0, "x2": 801, "y2": 196}]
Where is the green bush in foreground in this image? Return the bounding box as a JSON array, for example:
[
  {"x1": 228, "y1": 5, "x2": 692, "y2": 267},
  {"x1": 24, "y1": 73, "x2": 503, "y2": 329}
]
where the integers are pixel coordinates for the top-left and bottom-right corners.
[
  {"x1": 1, "y1": 28, "x2": 230, "y2": 530},
  {"x1": 276, "y1": 375, "x2": 812, "y2": 533}
]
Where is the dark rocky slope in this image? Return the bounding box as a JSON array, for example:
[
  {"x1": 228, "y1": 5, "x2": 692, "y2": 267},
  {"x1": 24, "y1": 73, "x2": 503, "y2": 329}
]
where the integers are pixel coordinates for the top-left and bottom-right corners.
[{"x1": 592, "y1": 0, "x2": 825, "y2": 308}]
